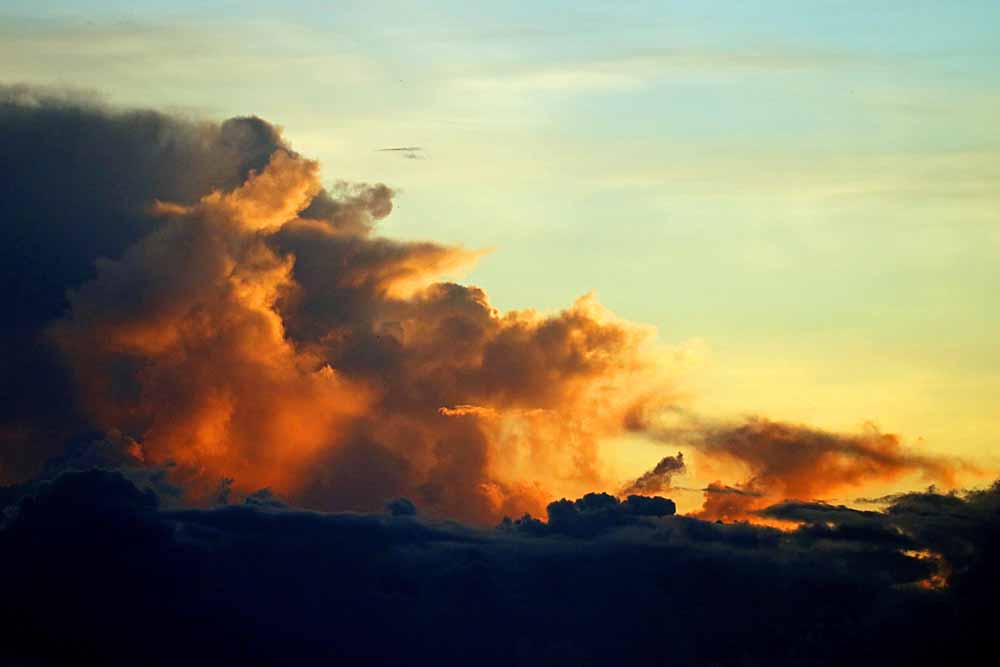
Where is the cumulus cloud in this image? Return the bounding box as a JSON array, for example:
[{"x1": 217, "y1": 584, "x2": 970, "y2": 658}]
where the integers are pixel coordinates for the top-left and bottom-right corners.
[
  {"x1": 0, "y1": 85, "x2": 287, "y2": 483},
  {"x1": 2, "y1": 86, "x2": 987, "y2": 525},
  {"x1": 49, "y1": 148, "x2": 370, "y2": 500},
  {"x1": 1, "y1": 86, "x2": 673, "y2": 522}
]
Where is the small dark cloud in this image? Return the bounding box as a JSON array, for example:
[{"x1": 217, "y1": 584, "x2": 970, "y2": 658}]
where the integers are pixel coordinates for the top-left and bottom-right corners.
[
  {"x1": 620, "y1": 451, "x2": 684, "y2": 496},
  {"x1": 376, "y1": 146, "x2": 425, "y2": 159},
  {"x1": 704, "y1": 482, "x2": 764, "y2": 496},
  {"x1": 386, "y1": 497, "x2": 417, "y2": 516},
  {"x1": 243, "y1": 488, "x2": 287, "y2": 509}
]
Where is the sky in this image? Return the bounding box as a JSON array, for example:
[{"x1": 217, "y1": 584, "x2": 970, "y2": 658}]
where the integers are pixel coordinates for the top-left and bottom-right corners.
[
  {"x1": 3, "y1": 4, "x2": 1000, "y2": 665},
  {"x1": 1, "y1": 1, "x2": 998, "y2": 497}
]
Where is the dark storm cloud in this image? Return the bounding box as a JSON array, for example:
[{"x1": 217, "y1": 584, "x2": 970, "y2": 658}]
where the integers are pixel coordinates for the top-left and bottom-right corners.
[
  {"x1": 0, "y1": 84, "x2": 287, "y2": 482},
  {"x1": 1, "y1": 469, "x2": 996, "y2": 666},
  {"x1": 0, "y1": 84, "x2": 283, "y2": 327},
  {"x1": 501, "y1": 490, "x2": 677, "y2": 538}
]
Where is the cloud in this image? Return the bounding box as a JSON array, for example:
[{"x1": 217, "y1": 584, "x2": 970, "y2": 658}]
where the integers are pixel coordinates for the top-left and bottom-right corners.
[
  {"x1": 377, "y1": 146, "x2": 425, "y2": 159},
  {"x1": 1, "y1": 469, "x2": 997, "y2": 665},
  {"x1": 2, "y1": 85, "x2": 988, "y2": 527},
  {"x1": 1, "y1": 86, "x2": 672, "y2": 523},
  {"x1": 0, "y1": 84, "x2": 285, "y2": 482},
  {"x1": 504, "y1": 491, "x2": 677, "y2": 538},
  {"x1": 620, "y1": 451, "x2": 685, "y2": 496},
  {"x1": 48, "y1": 148, "x2": 371, "y2": 500},
  {"x1": 1, "y1": 85, "x2": 998, "y2": 664},
  {"x1": 451, "y1": 45, "x2": 876, "y2": 95},
  {"x1": 630, "y1": 414, "x2": 974, "y2": 520}
]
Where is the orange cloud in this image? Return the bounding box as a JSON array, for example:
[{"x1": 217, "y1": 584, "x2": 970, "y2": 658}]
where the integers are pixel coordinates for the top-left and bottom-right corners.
[
  {"x1": 51, "y1": 151, "x2": 369, "y2": 499},
  {"x1": 26, "y1": 102, "x2": 984, "y2": 526},
  {"x1": 49, "y1": 146, "x2": 675, "y2": 522},
  {"x1": 631, "y1": 416, "x2": 976, "y2": 521}
]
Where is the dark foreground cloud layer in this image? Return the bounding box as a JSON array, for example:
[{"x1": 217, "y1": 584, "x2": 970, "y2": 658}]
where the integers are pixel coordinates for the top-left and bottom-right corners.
[{"x1": 1, "y1": 467, "x2": 998, "y2": 666}]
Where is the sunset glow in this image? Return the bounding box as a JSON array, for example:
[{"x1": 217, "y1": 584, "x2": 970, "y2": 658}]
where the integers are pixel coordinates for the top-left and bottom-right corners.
[{"x1": 1, "y1": 3, "x2": 998, "y2": 665}]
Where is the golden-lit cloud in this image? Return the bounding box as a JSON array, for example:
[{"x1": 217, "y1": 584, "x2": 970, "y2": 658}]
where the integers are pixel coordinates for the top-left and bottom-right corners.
[
  {"x1": 44, "y1": 137, "x2": 674, "y2": 522},
  {"x1": 4, "y1": 90, "x2": 989, "y2": 526},
  {"x1": 630, "y1": 415, "x2": 979, "y2": 521},
  {"x1": 51, "y1": 150, "x2": 369, "y2": 498}
]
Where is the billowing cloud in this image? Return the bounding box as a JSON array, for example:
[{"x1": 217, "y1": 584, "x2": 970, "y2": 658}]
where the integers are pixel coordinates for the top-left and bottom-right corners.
[
  {"x1": 0, "y1": 84, "x2": 287, "y2": 483},
  {"x1": 0, "y1": 85, "x2": 984, "y2": 528},
  {"x1": 2, "y1": 86, "x2": 673, "y2": 523},
  {"x1": 49, "y1": 149, "x2": 370, "y2": 498},
  {"x1": 2, "y1": 84, "x2": 998, "y2": 666}
]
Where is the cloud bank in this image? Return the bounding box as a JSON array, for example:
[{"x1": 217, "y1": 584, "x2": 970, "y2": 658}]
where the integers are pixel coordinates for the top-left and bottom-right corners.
[{"x1": 1, "y1": 467, "x2": 997, "y2": 666}]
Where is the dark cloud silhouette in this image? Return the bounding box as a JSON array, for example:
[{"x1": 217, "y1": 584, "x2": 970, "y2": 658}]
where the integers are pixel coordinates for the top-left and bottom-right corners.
[
  {"x1": 0, "y1": 84, "x2": 286, "y2": 483},
  {"x1": 1, "y1": 469, "x2": 997, "y2": 666},
  {"x1": 621, "y1": 451, "x2": 684, "y2": 495},
  {"x1": 386, "y1": 496, "x2": 418, "y2": 516},
  {"x1": 501, "y1": 490, "x2": 676, "y2": 538},
  {"x1": 376, "y1": 146, "x2": 425, "y2": 159}
]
